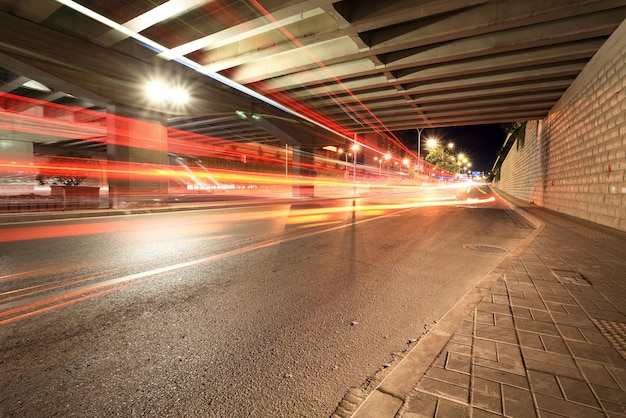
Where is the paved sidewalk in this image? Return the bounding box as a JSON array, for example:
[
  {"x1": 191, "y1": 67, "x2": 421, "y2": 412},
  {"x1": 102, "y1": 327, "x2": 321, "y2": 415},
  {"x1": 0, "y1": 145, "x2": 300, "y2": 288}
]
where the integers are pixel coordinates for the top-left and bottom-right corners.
[{"x1": 337, "y1": 197, "x2": 626, "y2": 418}]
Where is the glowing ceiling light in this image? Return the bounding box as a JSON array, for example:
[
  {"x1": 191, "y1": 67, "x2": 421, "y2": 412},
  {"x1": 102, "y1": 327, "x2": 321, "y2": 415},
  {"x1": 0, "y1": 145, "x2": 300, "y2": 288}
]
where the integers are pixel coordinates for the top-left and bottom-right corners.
[
  {"x1": 170, "y1": 87, "x2": 189, "y2": 104},
  {"x1": 145, "y1": 81, "x2": 170, "y2": 101}
]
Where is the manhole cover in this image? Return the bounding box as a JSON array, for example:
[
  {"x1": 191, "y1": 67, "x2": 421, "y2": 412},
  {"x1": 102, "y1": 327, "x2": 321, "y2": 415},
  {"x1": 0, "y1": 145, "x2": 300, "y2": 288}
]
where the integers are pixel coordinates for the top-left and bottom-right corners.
[
  {"x1": 463, "y1": 244, "x2": 509, "y2": 253},
  {"x1": 593, "y1": 318, "x2": 626, "y2": 359},
  {"x1": 553, "y1": 270, "x2": 590, "y2": 286}
]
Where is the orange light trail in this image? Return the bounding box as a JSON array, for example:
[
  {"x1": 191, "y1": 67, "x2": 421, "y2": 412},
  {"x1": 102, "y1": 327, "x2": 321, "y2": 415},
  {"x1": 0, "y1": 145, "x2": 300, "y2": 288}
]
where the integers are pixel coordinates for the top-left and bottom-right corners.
[
  {"x1": 0, "y1": 192, "x2": 497, "y2": 324},
  {"x1": 0, "y1": 187, "x2": 497, "y2": 243}
]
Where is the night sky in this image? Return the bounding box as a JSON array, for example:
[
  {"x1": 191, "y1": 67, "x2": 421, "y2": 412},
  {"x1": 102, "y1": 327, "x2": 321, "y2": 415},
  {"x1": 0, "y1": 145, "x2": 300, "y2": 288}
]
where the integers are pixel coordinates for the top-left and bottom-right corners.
[{"x1": 394, "y1": 124, "x2": 508, "y2": 175}]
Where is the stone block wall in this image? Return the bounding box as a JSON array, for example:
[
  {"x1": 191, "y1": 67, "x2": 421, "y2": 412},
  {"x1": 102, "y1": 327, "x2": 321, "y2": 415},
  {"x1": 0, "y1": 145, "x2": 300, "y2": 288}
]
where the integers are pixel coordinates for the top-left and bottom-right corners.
[{"x1": 494, "y1": 19, "x2": 626, "y2": 232}]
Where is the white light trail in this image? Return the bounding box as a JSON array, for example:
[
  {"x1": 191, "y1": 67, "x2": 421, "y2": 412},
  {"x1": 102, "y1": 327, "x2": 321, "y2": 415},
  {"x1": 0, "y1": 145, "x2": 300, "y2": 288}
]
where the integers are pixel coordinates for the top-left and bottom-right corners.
[{"x1": 54, "y1": 0, "x2": 358, "y2": 144}]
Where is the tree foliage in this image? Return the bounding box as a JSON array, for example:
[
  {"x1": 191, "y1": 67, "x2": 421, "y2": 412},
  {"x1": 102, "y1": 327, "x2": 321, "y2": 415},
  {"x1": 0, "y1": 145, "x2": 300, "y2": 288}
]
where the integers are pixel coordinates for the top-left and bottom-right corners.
[
  {"x1": 36, "y1": 151, "x2": 94, "y2": 186},
  {"x1": 424, "y1": 146, "x2": 458, "y2": 172}
]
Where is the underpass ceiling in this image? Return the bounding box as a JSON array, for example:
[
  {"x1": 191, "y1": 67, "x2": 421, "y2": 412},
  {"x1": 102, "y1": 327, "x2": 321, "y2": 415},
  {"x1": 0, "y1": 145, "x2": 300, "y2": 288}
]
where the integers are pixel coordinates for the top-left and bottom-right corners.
[{"x1": 0, "y1": 0, "x2": 625, "y2": 151}]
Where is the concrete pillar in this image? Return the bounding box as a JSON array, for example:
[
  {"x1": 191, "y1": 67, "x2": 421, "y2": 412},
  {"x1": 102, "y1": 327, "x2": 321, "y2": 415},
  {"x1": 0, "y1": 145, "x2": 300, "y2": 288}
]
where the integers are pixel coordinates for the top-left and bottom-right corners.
[
  {"x1": 291, "y1": 145, "x2": 316, "y2": 198},
  {"x1": 106, "y1": 104, "x2": 168, "y2": 208},
  {"x1": 0, "y1": 139, "x2": 34, "y2": 192}
]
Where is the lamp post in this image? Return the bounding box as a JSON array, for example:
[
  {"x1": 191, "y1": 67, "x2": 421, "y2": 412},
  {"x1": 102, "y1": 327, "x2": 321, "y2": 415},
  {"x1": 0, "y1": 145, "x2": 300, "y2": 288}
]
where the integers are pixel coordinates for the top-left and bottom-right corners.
[
  {"x1": 385, "y1": 153, "x2": 391, "y2": 178},
  {"x1": 416, "y1": 128, "x2": 425, "y2": 175},
  {"x1": 338, "y1": 148, "x2": 349, "y2": 176},
  {"x1": 375, "y1": 157, "x2": 383, "y2": 178},
  {"x1": 351, "y1": 143, "x2": 360, "y2": 195}
]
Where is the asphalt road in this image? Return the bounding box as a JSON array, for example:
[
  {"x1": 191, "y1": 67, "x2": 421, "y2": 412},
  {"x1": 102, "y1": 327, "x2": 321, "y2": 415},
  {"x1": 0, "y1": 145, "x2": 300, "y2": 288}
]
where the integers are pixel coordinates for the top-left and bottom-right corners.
[{"x1": 0, "y1": 186, "x2": 534, "y2": 417}]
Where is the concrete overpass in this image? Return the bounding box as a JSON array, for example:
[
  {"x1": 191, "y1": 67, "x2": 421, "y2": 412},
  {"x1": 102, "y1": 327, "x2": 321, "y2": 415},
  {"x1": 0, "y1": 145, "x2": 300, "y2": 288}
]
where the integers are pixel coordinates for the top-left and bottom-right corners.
[{"x1": 0, "y1": 0, "x2": 624, "y2": 229}]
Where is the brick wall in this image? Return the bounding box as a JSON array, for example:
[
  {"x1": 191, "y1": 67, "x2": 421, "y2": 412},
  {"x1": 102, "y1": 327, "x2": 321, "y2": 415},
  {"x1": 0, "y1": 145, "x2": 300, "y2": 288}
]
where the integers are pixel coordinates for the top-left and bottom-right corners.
[{"x1": 494, "y1": 18, "x2": 626, "y2": 232}]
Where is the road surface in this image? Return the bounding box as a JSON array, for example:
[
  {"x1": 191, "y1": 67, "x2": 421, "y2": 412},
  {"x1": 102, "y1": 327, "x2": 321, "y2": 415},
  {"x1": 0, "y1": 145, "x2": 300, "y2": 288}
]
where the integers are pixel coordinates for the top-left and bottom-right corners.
[{"x1": 0, "y1": 186, "x2": 534, "y2": 417}]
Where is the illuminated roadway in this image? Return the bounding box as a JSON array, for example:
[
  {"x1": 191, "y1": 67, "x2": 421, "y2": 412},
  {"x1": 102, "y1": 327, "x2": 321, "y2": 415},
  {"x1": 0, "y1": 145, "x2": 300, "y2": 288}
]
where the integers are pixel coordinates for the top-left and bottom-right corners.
[{"x1": 0, "y1": 185, "x2": 534, "y2": 417}]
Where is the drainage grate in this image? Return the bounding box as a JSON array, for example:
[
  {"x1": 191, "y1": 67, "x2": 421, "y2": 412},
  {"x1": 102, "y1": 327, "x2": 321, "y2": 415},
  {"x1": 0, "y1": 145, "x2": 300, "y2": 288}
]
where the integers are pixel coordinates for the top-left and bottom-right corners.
[
  {"x1": 553, "y1": 270, "x2": 590, "y2": 286},
  {"x1": 463, "y1": 244, "x2": 509, "y2": 253},
  {"x1": 593, "y1": 318, "x2": 626, "y2": 359}
]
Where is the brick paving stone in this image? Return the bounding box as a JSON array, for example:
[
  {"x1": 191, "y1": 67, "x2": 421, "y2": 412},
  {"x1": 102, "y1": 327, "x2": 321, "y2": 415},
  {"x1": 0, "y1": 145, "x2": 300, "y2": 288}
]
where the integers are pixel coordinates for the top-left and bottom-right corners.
[
  {"x1": 558, "y1": 376, "x2": 600, "y2": 407},
  {"x1": 471, "y1": 377, "x2": 502, "y2": 414},
  {"x1": 473, "y1": 365, "x2": 529, "y2": 389},
  {"x1": 562, "y1": 305, "x2": 588, "y2": 317},
  {"x1": 511, "y1": 306, "x2": 535, "y2": 320},
  {"x1": 432, "y1": 351, "x2": 446, "y2": 368},
  {"x1": 550, "y1": 311, "x2": 597, "y2": 328},
  {"x1": 471, "y1": 408, "x2": 503, "y2": 418},
  {"x1": 536, "y1": 411, "x2": 570, "y2": 418},
  {"x1": 434, "y1": 398, "x2": 469, "y2": 418},
  {"x1": 496, "y1": 342, "x2": 524, "y2": 366},
  {"x1": 501, "y1": 385, "x2": 535, "y2": 418},
  {"x1": 445, "y1": 352, "x2": 471, "y2": 374},
  {"x1": 473, "y1": 339, "x2": 498, "y2": 362},
  {"x1": 522, "y1": 347, "x2": 578, "y2": 369},
  {"x1": 405, "y1": 390, "x2": 438, "y2": 417},
  {"x1": 527, "y1": 369, "x2": 563, "y2": 398},
  {"x1": 607, "y1": 364, "x2": 626, "y2": 388},
  {"x1": 528, "y1": 308, "x2": 554, "y2": 323},
  {"x1": 446, "y1": 342, "x2": 472, "y2": 356},
  {"x1": 584, "y1": 309, "x2": 626, "y2": 323},
  {"x1": 535, "y1": 282, "x2": 574, "y2": 295},
  {"x1": 425, "y1": 366, "x2": 471, "y2": 388},
  {"x1": 592, "y1": 384, "x2": 626, "y2": 405},
  {"x1": 567, "y1": 340, "x2": 626, "y2": 365},
  {"x1": 580, "y1": 327, "x2": 615, "y2": 345},
  {"x1": 515, "y1": 317, "x2": 560, "y2": 335},
  {"x1": 494, "y1": 313, "x2": 514, "y2": 327},
  {"x1": 536, "y1": 291, "x2": 578, "y2": 305},
  {"x1": 417, "y1": 376, "x2": 469, "y2": 402},
  {"x1": 478, "y1": 301, "x2": 512, "y2": 315},
  {"x1": 509, "y1": 296, "x2": 547, "y2": 310},
  {"x1": 524, "y1": 357, "x2": 583, "y2": 380},
  {"x1": 474, "y1": 356, "x2": 526, "y2": 376},
  {"x1": 476, "y1": 311, "x2": 496, "y2": 325},
  {"x1": 506, "y1": 280, "x2": 536, "y2": 290},
  {"x1": 517, "y1": 330, "x2": 545, "y2": 350},
  {"x1": 558, "y1": 324, "x2": 588, "y2": 341},
  {"x1": 535, "y1": 393, "x2": 605, "y2": 418},
  {"x1": 449, "y1": 334, "x2": 472, "y2": 347},
  {"x1": 489, "y1": 282, "x2": 508, "y2": 296},
  {"x1": 475, "y1": 324, "x2": 519, "y2": 345},
  {"x1": 578, "y1": 359, "x2": 622, "y2": 389},
  {"x1": 599, "y1": 398, "x2": 626, "y2": 415},
  {"x1": 536, "y1": 334, "x2": 568, "y2": 355},
  {"x1": 545, "y1": 301, "x2": 569, "y2": 314}
]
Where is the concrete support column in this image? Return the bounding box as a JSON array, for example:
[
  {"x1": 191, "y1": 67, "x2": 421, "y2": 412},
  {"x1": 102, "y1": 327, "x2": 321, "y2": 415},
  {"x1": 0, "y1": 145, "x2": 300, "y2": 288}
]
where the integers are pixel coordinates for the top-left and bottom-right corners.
[
  {"x1": 0, "y1": 139, "x2": 34, "y2": 191},
  {"x1": 291, "y1": 145, "x2": 316, "y2": 198},
  {"x1": 106, "y1": 104, "x2": 168, "y2": 208}
]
